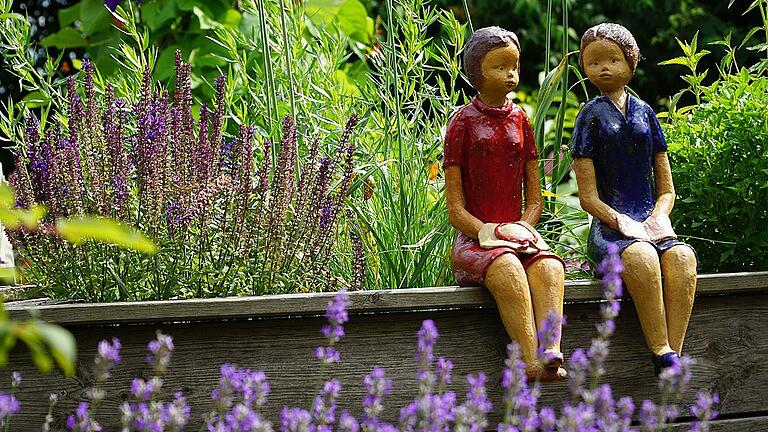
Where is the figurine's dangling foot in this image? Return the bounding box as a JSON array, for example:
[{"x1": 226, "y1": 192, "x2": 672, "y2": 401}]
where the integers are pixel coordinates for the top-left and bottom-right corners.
[
  {"x1": 542, "y1": 349, "x2": 567, "y2": 382},
  {"x1": 651, "y1": 351, "x2": 679, "y2": 376},
  {"x1": 525, "y1": 364, "x2": 567, "y2": 383}
]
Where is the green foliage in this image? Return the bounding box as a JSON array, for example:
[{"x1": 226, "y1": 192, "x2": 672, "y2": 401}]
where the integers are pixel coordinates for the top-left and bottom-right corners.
[
  {"x1": 55, "y1": 216, "x2": 157, "y2": 254},
  {"x1": 663, "y1": 4, "x2": 768, "y2": 271},
  {"x1": 20, "y1": 0, "x2": 243, "y2": 102}
]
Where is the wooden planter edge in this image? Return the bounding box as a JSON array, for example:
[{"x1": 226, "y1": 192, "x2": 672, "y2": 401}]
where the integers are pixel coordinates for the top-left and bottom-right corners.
[{"x1": 5, "y1": 271, "x2": 768, "y2": 326}]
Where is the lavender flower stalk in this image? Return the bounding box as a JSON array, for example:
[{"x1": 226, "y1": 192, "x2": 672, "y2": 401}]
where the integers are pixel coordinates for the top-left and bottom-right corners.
[
  {"x1": 690, "y1": 391, "x2": 720, "y2": 432},
  {"x1": 315, "y1": 291, "x2": 351, "y2": 364},
  {"x1": 361, "y1": 368, "x2": 394, "y2": 432}
]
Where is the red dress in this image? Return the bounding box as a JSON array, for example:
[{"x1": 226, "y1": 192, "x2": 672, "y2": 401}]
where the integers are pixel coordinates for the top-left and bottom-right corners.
[{"x1": 444, "y1": 97, "x2": 563, "y2": 286}]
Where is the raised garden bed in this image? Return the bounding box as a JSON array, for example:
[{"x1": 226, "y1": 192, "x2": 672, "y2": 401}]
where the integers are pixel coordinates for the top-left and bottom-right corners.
[{"x1": 3, "y1": 272, "x2": 768, "y2": 431}]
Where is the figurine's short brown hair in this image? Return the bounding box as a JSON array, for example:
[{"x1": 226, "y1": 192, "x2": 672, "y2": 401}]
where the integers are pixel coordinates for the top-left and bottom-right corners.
[
  {"x1": 579, "y1": 23, "x2": 640, "y2": 71},
  {"x1": 463, "y1": 26, "x2": 520, "y2": 91}
]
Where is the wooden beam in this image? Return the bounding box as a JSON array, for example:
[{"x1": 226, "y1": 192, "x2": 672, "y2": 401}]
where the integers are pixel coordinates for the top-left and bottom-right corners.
[
  {"x1": 1, "y1": 293, "x2": 767, "y2": 429},
  {"x1": 6, "y1": 272, "x2": 768, "y2": 326},
  {"x1": 667, "y1": 416, "x2": 768, "y2": 431}
]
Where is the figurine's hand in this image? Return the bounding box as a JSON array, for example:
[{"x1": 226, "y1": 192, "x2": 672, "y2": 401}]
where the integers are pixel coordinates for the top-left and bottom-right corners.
[
  {"x1": 617, "y1": 213, "x2": 651, "y2": 241},
  {"x1": 643, "y1": 213, "x2": 677, "y2": 242}
]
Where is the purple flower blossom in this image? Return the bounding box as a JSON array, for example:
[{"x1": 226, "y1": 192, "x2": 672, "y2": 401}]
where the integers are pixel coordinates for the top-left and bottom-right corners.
[
  {"x1": 131, "y1": 376, "x2": 162, "y2": 402},
  {"x1": 0, "y1": 393, "x2": 20, "y2": 423},
  {"x1": 690, "y1": 391, "x2": 720, "y2": 432},
  {"x1": 279, "y1": 407, "x2": 311, "y2": 432},
  {"x1": 10, "y1": 372, "x2": 21, "y2": 388},
  {"x1": 659, "y1": 354, "x2": 693, "y2": 399},
  {"x1": 557, "y1": 402, "x2": 596, "y2": 432},
  {"x1": 535, "y1": 310, "x2": 565, "y2": 365},
  {"x1": 538, "y1": 407, "x2": 556, "y2": 432},
  {"x1": 146, "y1": 331, "x2": 174, "y2": 373},
  {"x1": 416, "y1": 319, "x2": 438, "y2": 368},
  {"x1": 95, "y1": 337, "x2": 121, "y2": 381},
  {"x1": 638, "y1": 399, "x2": 659, "y2": 431},
  {"x1": 598, "y1": 243, "x2": 623, "y2": 297},
  {"x1": 363, "y1": 367, "x2": 393, "y2": 424},
  {"x1": 567, "y1": 348, "x2": 588, "y2": 400},
  {"x1": 321, "y1": 291, "x2": 350, "y2": 344},
  {"x1": 338, "y1": 411, "x2": 359, "y2": 432},
  {"x1": 164, "y1": 392, "x2": 191, "y2": 431},
  {"x1": 436, "y1": 357, "x2": 453, "y2": 389},
  {"x1": 66, "y1": 401, "x2": 102, "y2": 432},
  {"x1": 314, "y1": 346, "x2": 341, "y2": 364},
  {"x1": 454, "y1": 373, "x2": 492, "y2": 432},
  {"x1": 312, "y1": 379, "x2": 341, "y2": 427}
]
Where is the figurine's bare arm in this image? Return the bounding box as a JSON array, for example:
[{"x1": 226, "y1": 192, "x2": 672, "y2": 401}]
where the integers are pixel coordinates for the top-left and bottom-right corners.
[
  {"x1": 572, "y1": 157, "x2": 620, "y2": 230},
  {"x1": 651, "y1": 152, "x2": 675, "y2": 216},
  {"x1": 445, "y1": 165, "x2": 484, "y2": 240},
  {"x1": 520, "y1": 159, "x2": 542, "y2": 226}
]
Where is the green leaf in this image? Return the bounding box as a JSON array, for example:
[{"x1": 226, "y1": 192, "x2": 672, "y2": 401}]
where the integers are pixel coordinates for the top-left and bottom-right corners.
[
  {"x1": 55, "y1": 215, "x2": 158, "y2": 254},
  {"x1": 220, "y1": 8, "x2": 241, "y2": 28},
  {"x1": 58, "y1": 3, "x2": 82, "y2": 27},
  {"x1": 305, "y1": 0, "x2": 345, "y2": 24},
  {"x1": 336, "y1": 0, "x2": 369, "y2": 42},
  {"x1": 41, "y1": 28, "x2": 88, "y2": 48},
  {"x1": 193, "y1": 6, "x2": 221, "y2": 30},
  {"x1": 658, "y1": 56, "x2": 689, "y2": 67},
  {"x1": 740, "y1": 27, "x2": 761, "y2": 49},
  {"x1": 35, "y1": 323, "x2": 77, "y2": 377},
  {"x1": 80, "y1": 0, "x2": 112, "y2": 36},
  {"x1": 141, "y1": 0, "x2": 178, "y2": 31},
  {"x1": 22, "y1": 91, "x2": 51, "y2": 109}
]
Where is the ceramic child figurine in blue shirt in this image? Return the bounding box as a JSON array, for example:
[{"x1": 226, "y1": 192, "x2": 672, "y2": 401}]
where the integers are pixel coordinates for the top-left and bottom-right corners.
[{"x1": 570, "y1": 23, "x2": 698, "y2": 376}]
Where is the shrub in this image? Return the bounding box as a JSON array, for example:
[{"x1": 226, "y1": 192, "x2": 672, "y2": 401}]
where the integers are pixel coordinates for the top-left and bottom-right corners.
[{"x1": 662, "y1": 10, "x2": 768, "y2": 272}]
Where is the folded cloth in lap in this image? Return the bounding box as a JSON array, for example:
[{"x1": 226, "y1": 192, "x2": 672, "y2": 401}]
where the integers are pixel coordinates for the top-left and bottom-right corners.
[{"x1": 478, "y1": 221, "x2": 550, "y2": 254}]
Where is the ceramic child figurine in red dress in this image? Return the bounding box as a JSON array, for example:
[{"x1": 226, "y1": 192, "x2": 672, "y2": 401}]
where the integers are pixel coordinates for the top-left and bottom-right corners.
[{"x1": 444, "y1": 26, "x2": 567, "y2": 381}]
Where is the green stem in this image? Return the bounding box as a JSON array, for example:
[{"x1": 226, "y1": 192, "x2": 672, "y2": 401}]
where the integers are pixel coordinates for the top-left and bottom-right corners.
[
  {"x1": 460, "y1": 0, "x2": 473, "y2": 33},
  {"x1": 545, "y1": 0, "x2": 553, "y2": 75},
  {"x1": 256, "y1": 0, "x2": 279, "y2": 127},
  {"x1": 277, "y1": 0, "x2": 296, "y2": 119}
]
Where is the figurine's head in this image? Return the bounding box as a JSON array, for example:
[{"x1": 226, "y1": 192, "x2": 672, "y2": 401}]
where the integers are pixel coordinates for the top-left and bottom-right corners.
[
  {"x1": 579, "y1": 23, "x2": 639, "y2": 93},
  {"x1": 463, "y1": 27, "x2": 521, "y2": 96}
]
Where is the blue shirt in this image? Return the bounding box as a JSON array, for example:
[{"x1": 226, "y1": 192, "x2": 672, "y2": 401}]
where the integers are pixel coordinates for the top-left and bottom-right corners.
[{"x1": 571, "y1": 94, "x2": 668, "y2": 221}]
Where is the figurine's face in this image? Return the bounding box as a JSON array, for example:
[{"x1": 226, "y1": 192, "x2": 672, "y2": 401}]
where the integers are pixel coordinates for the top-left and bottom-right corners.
[
  {"x1": 582, "y1": 38, "x2": 633, "y2": 93},
  {"x1": 479, "y1": 43, "x2": 520, "y2": 97}
]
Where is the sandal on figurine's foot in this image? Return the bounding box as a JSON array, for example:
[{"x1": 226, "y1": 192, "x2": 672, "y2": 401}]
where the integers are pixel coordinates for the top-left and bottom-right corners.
[
  {"x1": 525, "y1": 365, "x2": 567, "y2": 382},
  {"x1": 651, "y1": 351, "x2": 679, "y2": 377},
  {"x1": 541, "y1": 366, "x2": 567, "y2": 382},
  {"x1": 542, "y1": 349, "x2": 564, "y2": 370}
]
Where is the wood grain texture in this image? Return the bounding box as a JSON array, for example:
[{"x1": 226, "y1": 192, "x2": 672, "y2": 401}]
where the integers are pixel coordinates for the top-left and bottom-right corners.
[
  {"x1": 6, "y1": 272, "x2": 768, "y2": 326},
  {"x1": 667, "y1": 416, "x2": 768, "y2": 431},
  {"x1": 2, "y1": 293, "x2": 767, "y2": 431}
]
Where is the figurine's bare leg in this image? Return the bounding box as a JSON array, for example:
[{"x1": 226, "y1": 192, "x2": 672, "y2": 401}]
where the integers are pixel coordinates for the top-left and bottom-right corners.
[
  {"x1": 661, "y1": 245, "x2": 697, "y2": 354},
  {"x1": 621, "y1": 242, "x2": 674, "y2": 356},
  {"x1": 526, "y1": 257, "x2": 565, "y2": 353},
  {"x1": 485, "y1": 253, "x2": 537, "y2": 367}
]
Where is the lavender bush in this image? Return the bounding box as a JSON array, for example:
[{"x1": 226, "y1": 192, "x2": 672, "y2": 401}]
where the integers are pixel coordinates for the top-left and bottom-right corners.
[
  {"x1": 8, "y1": 53, "x2": 364, "y2": 301},
  {"x1": 1, "y1": 248, "x2": 720, "y2": 431}
]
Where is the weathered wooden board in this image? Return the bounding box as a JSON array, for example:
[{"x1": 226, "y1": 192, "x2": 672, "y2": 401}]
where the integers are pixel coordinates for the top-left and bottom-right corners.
[
  {"x1": 6, "y1": 272, "x2": 768, "y2": 325},
  {"x1": 2, "y1": 291, "x2": 767, "y2": 431},
  {"x1": 668, "y1": 416, "x2": 768, "y2": 431}
]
